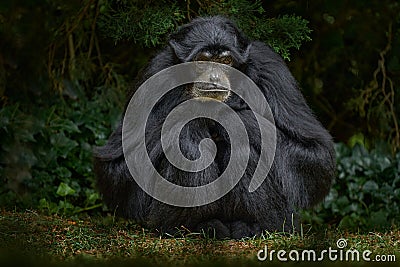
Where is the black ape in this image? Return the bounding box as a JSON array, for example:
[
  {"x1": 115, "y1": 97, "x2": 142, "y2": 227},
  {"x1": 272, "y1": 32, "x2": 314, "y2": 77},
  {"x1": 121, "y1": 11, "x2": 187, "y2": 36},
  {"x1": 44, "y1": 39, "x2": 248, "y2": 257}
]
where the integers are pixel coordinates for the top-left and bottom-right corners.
[{"x1": 94, "y1": 16, "x2": 336, "y2": 239}]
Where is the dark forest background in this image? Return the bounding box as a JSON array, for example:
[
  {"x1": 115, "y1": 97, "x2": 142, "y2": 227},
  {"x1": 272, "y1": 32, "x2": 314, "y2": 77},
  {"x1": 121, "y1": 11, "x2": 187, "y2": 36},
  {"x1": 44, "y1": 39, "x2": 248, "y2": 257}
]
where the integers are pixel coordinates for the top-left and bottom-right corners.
[{"x1": 0, "y1": 0, "x2": 399, "y2": 231}]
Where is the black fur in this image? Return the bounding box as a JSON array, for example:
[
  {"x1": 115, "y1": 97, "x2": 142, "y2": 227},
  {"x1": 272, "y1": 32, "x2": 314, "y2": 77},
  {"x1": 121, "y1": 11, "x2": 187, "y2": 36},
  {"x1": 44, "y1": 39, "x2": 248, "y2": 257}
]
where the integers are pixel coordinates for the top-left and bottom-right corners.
[{"x1": 94, "y1": 16, "x2": 336, "y2": 239}]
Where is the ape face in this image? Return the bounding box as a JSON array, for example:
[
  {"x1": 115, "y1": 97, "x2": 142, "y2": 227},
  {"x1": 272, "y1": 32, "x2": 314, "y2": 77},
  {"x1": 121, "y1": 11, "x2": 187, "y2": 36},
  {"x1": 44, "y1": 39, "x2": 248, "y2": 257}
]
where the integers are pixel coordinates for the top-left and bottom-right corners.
[
  {"x1": 190, "y1": 50, "x2": 234, "y2": 101},
  {"x1": 169, "y1": 17, "x2": 250, "y2": 102}
]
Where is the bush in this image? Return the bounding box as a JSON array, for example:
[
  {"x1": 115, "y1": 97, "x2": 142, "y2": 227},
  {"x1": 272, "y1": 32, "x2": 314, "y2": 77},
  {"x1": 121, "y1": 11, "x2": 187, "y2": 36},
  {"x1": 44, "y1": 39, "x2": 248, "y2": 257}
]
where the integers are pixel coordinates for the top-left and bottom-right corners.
[
  {"x1": 0, "y1": 87, "x2": 124, "y2": 215},
  {"x1": 303, "y1": 143, "x2": 400, "y2": 230}
]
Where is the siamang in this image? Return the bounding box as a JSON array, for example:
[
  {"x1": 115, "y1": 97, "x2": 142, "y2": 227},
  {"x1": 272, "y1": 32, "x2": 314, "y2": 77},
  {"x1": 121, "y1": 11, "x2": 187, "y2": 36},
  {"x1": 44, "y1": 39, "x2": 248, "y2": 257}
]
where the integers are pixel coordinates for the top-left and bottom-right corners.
[{"x1": 94, "y1": 16, "x2": 336, "y2": 239}]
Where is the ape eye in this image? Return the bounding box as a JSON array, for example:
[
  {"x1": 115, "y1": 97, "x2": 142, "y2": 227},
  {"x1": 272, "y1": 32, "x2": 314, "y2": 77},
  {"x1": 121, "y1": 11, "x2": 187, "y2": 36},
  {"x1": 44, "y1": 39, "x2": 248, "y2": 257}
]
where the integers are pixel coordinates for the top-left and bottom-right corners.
[
  {"x1": 195, "y1": 52, "x2": 212, "y2": 61},
  {"x1": 219, "y1": 56, "x2": 234, "y2": 66},
  {"x1": 220, "y1": 51, "x2": 231, "y2": 57}
]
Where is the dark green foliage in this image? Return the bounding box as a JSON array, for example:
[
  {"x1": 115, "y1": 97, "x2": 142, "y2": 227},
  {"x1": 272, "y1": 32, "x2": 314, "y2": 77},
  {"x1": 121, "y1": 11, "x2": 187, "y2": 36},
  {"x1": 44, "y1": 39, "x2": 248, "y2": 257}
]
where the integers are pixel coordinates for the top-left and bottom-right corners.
[
  {"x1": 244, "y1": 14, "x2": 312, "y2": 60},
  {"x1": 0, "y1": 87, "x2": 124, "y2": 215},
  {"x1": 98, "y1": 2, "x2": 185, "y2": 46},
  {"x1": 280, "y1": 0, "x2": 400, "y2": 149},
  {"x1": 303, "y1": 143, "x2": 400, "y2": 230},
  {"x1": 97, "y1": 0, "x2": 311, "y2": 59},
  {"x1": 193, "y1": 0, "x2": 311, "y2": 59}
]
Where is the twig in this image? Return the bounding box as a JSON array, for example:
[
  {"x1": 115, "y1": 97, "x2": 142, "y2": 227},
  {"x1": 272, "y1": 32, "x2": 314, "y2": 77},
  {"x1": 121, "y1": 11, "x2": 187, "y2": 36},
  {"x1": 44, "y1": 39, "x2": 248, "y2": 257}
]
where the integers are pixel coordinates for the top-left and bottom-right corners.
[
  {"x1": 361, "y1": 23, "x2": 399, "y2": 152},
  {"x1": 88, "y1": 0, "x2": 100, "y2": 60}
]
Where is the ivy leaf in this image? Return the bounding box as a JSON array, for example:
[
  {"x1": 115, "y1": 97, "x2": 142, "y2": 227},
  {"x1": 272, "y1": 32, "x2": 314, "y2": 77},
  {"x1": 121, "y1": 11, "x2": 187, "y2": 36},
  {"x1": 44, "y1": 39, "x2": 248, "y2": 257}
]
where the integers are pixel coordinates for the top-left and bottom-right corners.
[
  {"x1": 56, "y1": 182, "x2": 76, "y2": 197},
  {"x1": 50, "y1": 132, "x2": 79, "y2": 158},
  {"x1": 50, "y1": 118, "x2": 81, "y2": 133},
  {"x1": 362, "y1": 180, "x2": 379, "y2": 192}
]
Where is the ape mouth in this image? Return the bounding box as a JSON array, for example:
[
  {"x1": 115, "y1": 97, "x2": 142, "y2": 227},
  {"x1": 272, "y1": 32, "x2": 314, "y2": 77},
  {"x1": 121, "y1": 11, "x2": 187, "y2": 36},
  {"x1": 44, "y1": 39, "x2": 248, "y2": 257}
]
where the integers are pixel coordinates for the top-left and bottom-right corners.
[{"x1": 191, "y1": 83, "x2": 231, "y2": 101}]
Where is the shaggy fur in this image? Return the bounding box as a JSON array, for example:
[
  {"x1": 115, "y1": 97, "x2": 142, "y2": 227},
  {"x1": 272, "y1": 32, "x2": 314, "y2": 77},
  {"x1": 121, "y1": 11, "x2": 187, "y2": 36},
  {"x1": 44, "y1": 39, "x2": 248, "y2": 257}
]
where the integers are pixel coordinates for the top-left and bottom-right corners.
[{"x1": 94, "y1": 16, "x2": 336, "y2": 239}]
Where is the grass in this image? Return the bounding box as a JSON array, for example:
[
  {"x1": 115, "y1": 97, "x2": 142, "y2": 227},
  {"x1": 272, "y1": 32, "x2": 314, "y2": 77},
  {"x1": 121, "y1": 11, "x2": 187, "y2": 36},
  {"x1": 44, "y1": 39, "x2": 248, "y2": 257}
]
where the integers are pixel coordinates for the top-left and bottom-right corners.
[{"x1": 0, "y1": 209, "x2": 399, "y2": 266}]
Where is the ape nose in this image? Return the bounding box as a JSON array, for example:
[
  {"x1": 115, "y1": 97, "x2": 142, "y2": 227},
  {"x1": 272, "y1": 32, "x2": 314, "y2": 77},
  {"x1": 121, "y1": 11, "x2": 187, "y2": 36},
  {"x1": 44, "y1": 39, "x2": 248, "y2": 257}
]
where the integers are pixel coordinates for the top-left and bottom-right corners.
[{"x1": 209, "y1": 72, "x2": 220, "y2": 82}]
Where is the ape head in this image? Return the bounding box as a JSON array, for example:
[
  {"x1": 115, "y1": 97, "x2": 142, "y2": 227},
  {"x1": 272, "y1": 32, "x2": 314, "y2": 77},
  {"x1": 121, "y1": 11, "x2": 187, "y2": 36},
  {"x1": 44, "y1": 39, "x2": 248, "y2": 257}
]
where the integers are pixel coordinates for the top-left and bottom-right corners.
[
  {"x1": 169, "y1": 16, "x2": 250, "y2": 65},
  {"x1": 94, "y1": 16, "x2": 336, "y2": 239},
  {"x1": 169, "y1": 17, "x2": 251, "y2": 102}
]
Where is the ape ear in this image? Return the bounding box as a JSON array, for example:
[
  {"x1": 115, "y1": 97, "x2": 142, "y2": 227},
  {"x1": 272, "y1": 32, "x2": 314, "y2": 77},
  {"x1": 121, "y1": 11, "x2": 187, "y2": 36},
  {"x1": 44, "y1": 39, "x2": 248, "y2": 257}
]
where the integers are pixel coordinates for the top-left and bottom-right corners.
[
  {"x1": 168, "y1": 39, "x2": 185, "y2": 61},
  {"x1": 242, "y1": 43, "x2": 252, "y2": 63},
  {"x1": 169, "y1": 39, "x2": 203, "y2": 63},
  {"x1": 168, "y1": 25, "x2": 194, "y2": 62},
  {"x1": 231, "y1": 43, "x2": 252, "y2": 67}
]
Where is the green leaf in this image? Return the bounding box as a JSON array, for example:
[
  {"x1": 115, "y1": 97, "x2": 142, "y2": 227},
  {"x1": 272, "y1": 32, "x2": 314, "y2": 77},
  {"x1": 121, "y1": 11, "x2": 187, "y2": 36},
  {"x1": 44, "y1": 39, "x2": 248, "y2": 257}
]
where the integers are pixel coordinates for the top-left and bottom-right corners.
[
  {"x1": 56, "y1": 182, "x2": 76, "y2": 197},
  {"x1": 54, "y1": 167, "x2": 72, "y2": 178},
  {"x1": 50, "y1": 132, "x2": 79, "y2": 158},
  {"x1": 369, "y1": 210, "x2": 389, "y2": 227},
  {"x1": 394, "y1": 188, "x2": 400, "y2": 198},
  {"x1": 50, "y1": 118, "x2": 81, "y2": 133},
  {"x1": 362, "y1": 180, "x2": 379, "y2": 192},
  {"x1": 38, "y1": 198, "x2": 59, "y2": 214}
]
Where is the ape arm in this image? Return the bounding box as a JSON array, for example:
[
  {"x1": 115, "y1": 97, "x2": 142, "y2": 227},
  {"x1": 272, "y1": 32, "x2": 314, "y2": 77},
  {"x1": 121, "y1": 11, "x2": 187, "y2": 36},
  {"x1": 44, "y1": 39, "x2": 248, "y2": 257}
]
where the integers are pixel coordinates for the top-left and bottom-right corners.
[{"x1": 245, "y1": 41, "x2": 336, "y2": 208}]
